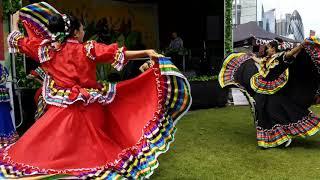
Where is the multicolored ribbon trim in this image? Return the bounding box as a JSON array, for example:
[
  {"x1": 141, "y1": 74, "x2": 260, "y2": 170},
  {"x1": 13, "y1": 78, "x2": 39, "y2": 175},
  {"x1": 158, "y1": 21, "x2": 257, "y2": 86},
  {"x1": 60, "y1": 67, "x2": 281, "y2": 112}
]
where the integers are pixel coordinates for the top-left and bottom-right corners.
[
  {"x1": 7, "y1": 31, "x2": 24, "y2": 54},
  {"x1": 250, "y1": 68, "x2": 289, "y2": 95},
  {"x1": 0, "y1": 132, "x2": 19, "y2": 149},
  {"x1": 305, "y1": 36, "x2": 320, "y2": 73},
  {"x1": 19, "y1": 2, "x2": 60, "y2": 39},
  {"x1": 257, "y1": 112, "x2": 320, "y2": 148},
  {"x1": 84, "y1": 40, "x2": 96, "y2": 60},
  {"x1": 84, "y1": 40, "x2": 128, "y2": 71},
  {"x1": 43, "y1": 75, "x2": 117, "y2": 108},
  {"x1": 219, "y1": 53, "x2": 252, "y2": 88}
]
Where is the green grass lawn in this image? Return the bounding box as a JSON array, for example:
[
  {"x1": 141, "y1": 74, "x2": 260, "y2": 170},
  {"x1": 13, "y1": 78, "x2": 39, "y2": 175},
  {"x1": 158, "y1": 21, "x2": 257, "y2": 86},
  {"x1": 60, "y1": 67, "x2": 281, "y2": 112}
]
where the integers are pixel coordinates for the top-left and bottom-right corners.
[{"x1": 153, "y1": 106, "x2": 320, "y2": 180}]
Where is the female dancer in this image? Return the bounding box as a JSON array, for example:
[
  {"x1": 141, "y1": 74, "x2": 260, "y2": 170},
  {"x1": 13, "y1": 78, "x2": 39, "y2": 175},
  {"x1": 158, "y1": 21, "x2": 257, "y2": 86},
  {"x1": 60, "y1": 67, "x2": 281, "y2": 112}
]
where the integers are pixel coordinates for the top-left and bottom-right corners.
[
  {"x1": 220, "y1": 39, "x2": 320, "y2": 148},
  {"x1": 0, "y1": 2, "x2": 191, "y2": 179},
  {"x1": 0, "y1": 64, "x2": 18, "y2": 147}
]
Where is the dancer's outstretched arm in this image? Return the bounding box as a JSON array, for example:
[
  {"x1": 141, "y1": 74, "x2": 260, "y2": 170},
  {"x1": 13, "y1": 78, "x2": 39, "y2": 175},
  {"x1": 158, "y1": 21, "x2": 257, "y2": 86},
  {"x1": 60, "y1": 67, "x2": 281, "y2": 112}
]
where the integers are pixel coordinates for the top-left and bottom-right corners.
[
  {"x1": 285, "y1": 41, "x2": 305, "y2": 58},
  {"x1": 125, "y1": 50, "x2": 159, "y2": 61}
]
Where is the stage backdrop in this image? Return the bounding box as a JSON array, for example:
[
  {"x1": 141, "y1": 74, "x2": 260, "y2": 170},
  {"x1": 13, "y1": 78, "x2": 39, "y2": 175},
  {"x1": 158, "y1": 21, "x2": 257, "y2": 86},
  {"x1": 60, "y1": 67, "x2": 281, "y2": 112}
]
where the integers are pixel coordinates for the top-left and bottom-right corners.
[{"x1": 41, "y1": 0, "x2": 159, "y2": 49}]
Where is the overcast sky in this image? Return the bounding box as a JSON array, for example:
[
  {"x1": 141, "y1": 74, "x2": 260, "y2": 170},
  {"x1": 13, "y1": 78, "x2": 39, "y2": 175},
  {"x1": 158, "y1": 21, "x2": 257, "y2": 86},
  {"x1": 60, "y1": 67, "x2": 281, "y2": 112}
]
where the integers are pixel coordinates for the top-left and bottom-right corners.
[{"x1": 257, "y1": 0, "x2": 320, "y2": 37}]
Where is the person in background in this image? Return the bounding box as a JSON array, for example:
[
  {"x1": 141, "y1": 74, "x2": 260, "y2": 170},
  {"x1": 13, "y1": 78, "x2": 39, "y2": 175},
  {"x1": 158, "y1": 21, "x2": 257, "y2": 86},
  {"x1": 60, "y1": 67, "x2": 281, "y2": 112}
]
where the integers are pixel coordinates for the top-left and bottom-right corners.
[
  {"x1": 168, "y1": 32, "x2": 183, "y2": 51},
  {"x1": 0, "y1": 64, "x2": 18, "y2": 147},
  {"x1": 166, "y1": 32, "x2": 184, "y2": 69}
]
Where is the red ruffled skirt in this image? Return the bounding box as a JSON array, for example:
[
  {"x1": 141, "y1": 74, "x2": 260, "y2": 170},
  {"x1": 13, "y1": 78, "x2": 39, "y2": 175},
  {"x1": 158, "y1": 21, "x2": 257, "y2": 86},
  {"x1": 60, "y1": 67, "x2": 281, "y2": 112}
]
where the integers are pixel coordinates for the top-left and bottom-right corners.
[{"x1": 0, "y1": 59, "x2": 191, "y2": 179}]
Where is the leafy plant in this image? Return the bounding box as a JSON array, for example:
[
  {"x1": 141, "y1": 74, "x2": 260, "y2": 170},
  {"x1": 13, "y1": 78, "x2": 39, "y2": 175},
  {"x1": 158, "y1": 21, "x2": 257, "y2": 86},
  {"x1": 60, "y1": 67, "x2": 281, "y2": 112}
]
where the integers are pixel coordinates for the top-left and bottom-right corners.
[
  {"x1": 15, "y1": 54, "x2": 41, "y2": 89},
  {"x1": 224, "y1": 0, "x2": 233, "y2": 55},
  {"x1": 2, "y1": 0, "x2": 21, "y2": 19}
]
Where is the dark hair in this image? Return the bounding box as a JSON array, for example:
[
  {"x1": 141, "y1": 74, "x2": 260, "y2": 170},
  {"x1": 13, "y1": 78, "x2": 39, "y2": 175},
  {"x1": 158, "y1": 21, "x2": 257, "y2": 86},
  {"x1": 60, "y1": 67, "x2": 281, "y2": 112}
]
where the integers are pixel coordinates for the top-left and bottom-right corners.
[
  {"x1": 48, "y1": 14, "x2": 81, "y2": 41},
  {"x1": 274, "y1": 37, "x2": 283, "y2": 43},
  {"x1": 267, "y1": 40, "x2": 280, "y2": 53}
]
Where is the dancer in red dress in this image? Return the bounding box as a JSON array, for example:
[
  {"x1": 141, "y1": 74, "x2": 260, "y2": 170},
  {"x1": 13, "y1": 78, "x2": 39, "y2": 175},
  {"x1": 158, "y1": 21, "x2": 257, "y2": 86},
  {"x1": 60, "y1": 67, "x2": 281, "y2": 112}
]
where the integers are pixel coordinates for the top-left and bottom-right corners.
[{"x1": 1, "y1": 2, "x2": 191, "y2": 179}]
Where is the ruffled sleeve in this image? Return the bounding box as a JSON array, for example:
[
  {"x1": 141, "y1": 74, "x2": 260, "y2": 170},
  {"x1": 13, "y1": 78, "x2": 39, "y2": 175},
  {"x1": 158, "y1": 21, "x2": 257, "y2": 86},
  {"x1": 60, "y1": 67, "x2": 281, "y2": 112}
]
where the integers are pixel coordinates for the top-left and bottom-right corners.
[
  {"x1": 84, "y1": 40, "x2": 128, "y2": 71},
  {"x1": 7, "y1": 30, "x2": 42, "y2": 62}
]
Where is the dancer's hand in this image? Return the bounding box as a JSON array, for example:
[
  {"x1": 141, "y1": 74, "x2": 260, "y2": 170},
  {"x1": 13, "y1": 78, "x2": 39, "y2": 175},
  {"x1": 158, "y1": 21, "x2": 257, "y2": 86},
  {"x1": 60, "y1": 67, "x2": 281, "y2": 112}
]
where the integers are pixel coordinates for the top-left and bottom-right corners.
[
  {"x1": 286, "y1": 41, "x2": 305, "y2": 58},
  {"x1": 145, "y1": 49, "x2": 158, "y2": 60},
  {"x1": 145, "y1": 50, "x2": 164, "y2": 61},
  {"x1": 139, "y1": 60, "x2": 155, "y2": 72}
]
